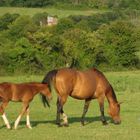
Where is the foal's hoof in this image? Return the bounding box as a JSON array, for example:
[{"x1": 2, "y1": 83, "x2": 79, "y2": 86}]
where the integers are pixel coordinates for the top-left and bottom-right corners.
[
  {"x1": 7, "y1": 127, "x2": 12, "y2": 130},
  {"x1": 26, "y1": 125, "x2": 32, "y2": 129},
  {"x1": 14, "y1": 127, "x2": 17, "y2": 130}
]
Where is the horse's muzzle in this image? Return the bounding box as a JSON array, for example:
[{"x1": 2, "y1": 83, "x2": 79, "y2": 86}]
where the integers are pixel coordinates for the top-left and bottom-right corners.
[{"x1": 114, "y1": 120, "x2": 121, "y2": 125}]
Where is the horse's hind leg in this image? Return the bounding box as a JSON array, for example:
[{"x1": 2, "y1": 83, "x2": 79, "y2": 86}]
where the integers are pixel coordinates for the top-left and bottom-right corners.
[
  {"x1": 81, "y1": 99, "x2": 91, "y2": 126},
  {"x1": 14, "y1": 102, "x2": 29, "y2": 129},
  {"x1": 26, "y1": 107, "x2": 32, "y2": 129},
  {"x1": 56, "y1": 96, "x2": 68, "y2": 127},
  {"x1": 0, "y1": 101, "x2": 11, "y2": 129},
  {"x1": 61, "y1": 108, "x2": 68, "y2": 126},
  {"x1": 98, "y1": 97, "x2": 108, "y2": 125}
]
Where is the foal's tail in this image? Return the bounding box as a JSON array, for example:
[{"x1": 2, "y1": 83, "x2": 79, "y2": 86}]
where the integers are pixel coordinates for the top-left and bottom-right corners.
[{"x1": 41, "y1": 69, "x2": 58, "y2": 107}]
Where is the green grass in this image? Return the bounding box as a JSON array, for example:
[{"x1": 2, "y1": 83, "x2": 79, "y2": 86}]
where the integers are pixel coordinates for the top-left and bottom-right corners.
[
  {"x1": 0, "y1": 7, "x2": 107, "y2": 18},
  {"x1": 0, "y1": 71, "x2": 140, "y2": 140}
]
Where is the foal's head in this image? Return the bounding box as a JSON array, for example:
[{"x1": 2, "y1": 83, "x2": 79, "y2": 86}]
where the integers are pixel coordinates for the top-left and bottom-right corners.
[
  {"x1": 39, "y1": 84, "x2": 52, "y2": 108},
  {"x1": 108, "y1": 102, "x2": 121, "y2": 124},
  {"x1": 40, "y1": 84, "x2": 52, "y2": 100}
]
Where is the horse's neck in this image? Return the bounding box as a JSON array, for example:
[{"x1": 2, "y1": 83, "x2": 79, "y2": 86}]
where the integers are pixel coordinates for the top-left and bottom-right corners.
[
  {"x1": 106, "y1": 86, "x2": 118, "y2": 105},
  {"x1": 31, "y1": 84, "x2": 43, "y2": 95}
]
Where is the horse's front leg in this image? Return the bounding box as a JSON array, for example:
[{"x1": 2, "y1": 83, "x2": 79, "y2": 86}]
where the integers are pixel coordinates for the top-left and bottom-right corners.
[
  {"x1": 98, "y1": 97, "x2": 108, "y2": 125},
  {"x1": 14, "y1": 102, "x2": 29, "y2": 129},
  {"x1": 0, "y1": 101, "x2": 11, "y2": 129},
  {"x1": 56, "y1": 97, "x2": 61, "y2": 125},
  {"x1": 81, "y1": 99, "x2": 91, "y2": 126}
]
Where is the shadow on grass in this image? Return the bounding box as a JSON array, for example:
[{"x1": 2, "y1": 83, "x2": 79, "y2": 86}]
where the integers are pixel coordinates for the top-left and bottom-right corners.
[
  {"x1": 0, "y1": 116, "x2": 112, "y2": 129},
  {"x1": 69, "y1": 116, "x2": 111, "y2": 125}
]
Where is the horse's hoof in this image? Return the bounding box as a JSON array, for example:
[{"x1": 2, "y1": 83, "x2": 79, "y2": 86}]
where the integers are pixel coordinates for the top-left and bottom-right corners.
[
  {"x1": 56, "y1": 121, "x2": 60, "y2": 125},
  {"x1": 102, "y1": 121, "x2": 108, "y2": 125},
  {"x1": 63, "y1": 123, "x2": 69, "y2": 127},
  {"x1": 81, "y1": 121, "x2": 85, "y2": 126},
  {"x1": 57, "y1": 123, "x2": 63, "y2": 127}
]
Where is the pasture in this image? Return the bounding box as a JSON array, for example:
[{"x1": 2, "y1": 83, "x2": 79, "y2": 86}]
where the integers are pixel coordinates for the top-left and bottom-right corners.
[
  {"x1": 0, "y1": 7, "x2": 107, "y2": 17},
  {"x1": 0, "y1": 70, "x2": 140, "y2": 140}
]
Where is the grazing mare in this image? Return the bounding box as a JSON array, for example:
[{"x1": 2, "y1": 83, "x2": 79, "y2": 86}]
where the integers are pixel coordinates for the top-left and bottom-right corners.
[
  {"x1": 0, "y1": 82, "x2": 52, "y2": 129},
  {"x1": 42, "y1": 68, "x2": 121, "y2": 126}
]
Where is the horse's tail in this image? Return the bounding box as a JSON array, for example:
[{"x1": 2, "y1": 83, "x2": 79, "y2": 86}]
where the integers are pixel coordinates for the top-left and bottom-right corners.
[{"x1": 41, "y1": 69, "x2": 58, "y2": 107}]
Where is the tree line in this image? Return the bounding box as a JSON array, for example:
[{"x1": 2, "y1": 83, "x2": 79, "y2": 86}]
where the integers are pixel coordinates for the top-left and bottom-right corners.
[
  {"x1": 0, "y1": 0, "x2": 140, "y2": 10},
  {"x1": 0, "y1": 11, "x2": 140, "y2": 74}
]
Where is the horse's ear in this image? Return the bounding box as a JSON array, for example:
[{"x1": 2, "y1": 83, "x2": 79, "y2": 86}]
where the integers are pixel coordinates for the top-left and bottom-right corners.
[{"x1": 118, "y1": 102, "x2": 123, "y2": 105}]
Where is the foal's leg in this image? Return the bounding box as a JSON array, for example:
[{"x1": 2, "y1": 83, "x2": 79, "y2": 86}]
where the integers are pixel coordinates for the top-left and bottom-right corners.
[
  {"x1": 26, "y1": 107, "x2": 32, "y2": 129},
  {"x1": 98, "y1": 97, "x2": 108, "y2": 125},
  {"x1": 81, "y1": 99, "x2": 91, "y2": 126},
  {"x1": 14, "y1": 102, "x2": 29, "y2": 129},
  {"x1": 0, "y1": 101, "x2": 11, "y2": 129}
]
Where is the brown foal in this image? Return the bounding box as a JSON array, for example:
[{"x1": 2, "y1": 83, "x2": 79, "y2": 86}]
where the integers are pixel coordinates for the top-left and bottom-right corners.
[
  {"x1": 0, "y1": 82, "x2": 52, "y2": 129},
  {"x1": 42, "y1": 68, "x2": 121, "y2": 126}
]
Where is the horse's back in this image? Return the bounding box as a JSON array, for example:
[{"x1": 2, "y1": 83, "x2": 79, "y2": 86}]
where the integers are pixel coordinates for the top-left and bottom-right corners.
[
  {"x1": 0, "y1": 83, "x2": 13, "y2": 99},
  {"x1": 0, "y1": 82, "x2": 37, "y2": 101},
  {"x1": 55, "y1": 68, "x2": 111, "y2": 100},
  {"x1": 69, "y1": 69, "x2": 94, "y2": 98}
]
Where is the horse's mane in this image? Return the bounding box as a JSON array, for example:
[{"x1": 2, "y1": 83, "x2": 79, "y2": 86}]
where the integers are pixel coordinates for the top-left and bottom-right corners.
[{"x1": 92, "y1": 68, "x2": 118, "y2": 103}]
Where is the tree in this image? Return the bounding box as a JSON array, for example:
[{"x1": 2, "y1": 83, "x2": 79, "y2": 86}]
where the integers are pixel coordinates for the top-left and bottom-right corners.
[
  {"x1": 96, "y1": 20, "x2": 139, "y2": 68},
  {"x1": 8, "y1": 15, "x2": 38, "y2": 40},
  {"x1": 0, "y1": 13, "x2": 19, "y2": 31}
]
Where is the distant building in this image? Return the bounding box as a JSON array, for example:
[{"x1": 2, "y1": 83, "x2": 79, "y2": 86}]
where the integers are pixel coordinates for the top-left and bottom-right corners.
[{"x1": 47, "y1": 16, "x2": 58, "y2": 26}]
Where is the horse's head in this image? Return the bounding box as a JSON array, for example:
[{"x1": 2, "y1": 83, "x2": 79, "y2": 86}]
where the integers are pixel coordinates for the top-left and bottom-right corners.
[{"x1": 108, "y1": 102, "x2": 121, "y2": 124}]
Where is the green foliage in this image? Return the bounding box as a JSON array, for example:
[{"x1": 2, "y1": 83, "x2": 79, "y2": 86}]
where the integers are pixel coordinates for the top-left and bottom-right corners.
[
  {"x1": 70, "y1": 11, "x2": 123, "y2": 31},
  {"x1": 96, "y1": 20, "x2": 139, "y2": 69},
  {"x1": 0, "y1": 11, "x2": 139, "y2": 74},
  {"x1": 0, "y1": 0, "x2": 140, "y2": 10},
  {"x1": 0, "y1": 13, "x2": 19, "y2": 31},
  {"x1": 55, "y1": 18, "x2": 74, "y2": 33},
  {"x1": 8, "y1": 15, "x2": 38, "y2": 40},
  {"x1": 32, "y1": 12, "x2": 48, "y2": 26}
]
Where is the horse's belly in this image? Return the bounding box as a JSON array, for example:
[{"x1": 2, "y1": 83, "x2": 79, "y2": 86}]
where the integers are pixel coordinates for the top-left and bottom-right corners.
[
  {"x1": 70, "y1": 72, "x2": 96, "y2": 99},
  {"x1": 71, "y1": 86, "x2": 95, "y2": 100}
]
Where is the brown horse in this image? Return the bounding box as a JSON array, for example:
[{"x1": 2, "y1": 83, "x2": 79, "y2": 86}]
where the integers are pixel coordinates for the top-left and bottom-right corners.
[
  {"x1": 0, "y1": 82, "x2": 52, "y2": 129},
  {"x1": 42, "y1": 68, "x2": 121, "y2": 126}
]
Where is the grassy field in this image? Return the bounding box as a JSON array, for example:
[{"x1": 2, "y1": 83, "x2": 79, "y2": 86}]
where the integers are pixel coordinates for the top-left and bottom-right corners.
[
  {"x1": 0, "y1": 70, "x2": 140, "y2": 140},
  {"x1": 0, "y1": 7, "x2": 107, "y2": 18}
]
